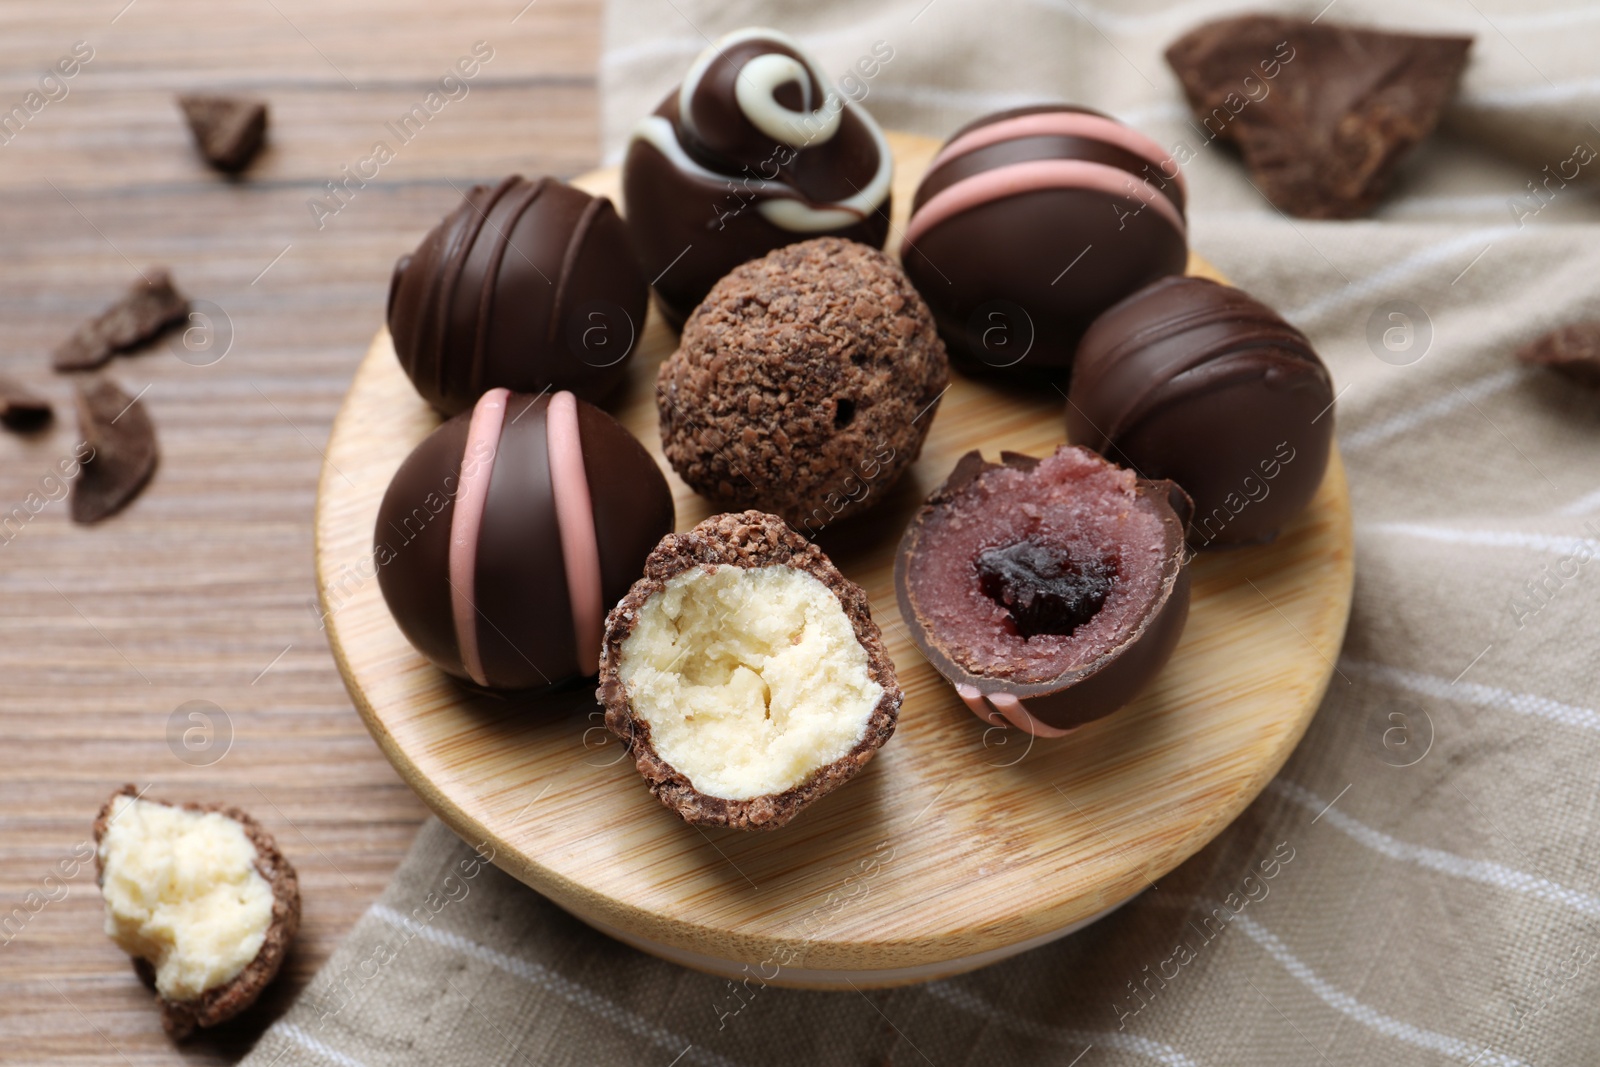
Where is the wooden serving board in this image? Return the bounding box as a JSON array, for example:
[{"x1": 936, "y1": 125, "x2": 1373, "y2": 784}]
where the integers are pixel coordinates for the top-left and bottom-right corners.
[{"x1": 313, "y1": 132, "x2": 1353, "y2": 987}]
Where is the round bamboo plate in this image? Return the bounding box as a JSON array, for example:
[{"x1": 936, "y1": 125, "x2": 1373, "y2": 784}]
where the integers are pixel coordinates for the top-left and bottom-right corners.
[{"x1": 314, "y1": 132, "x2": 1353, "y2": 988}]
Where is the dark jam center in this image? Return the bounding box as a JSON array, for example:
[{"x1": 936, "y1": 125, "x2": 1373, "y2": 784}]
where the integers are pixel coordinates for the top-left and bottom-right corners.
[{"x1": 975, "y1": 539, "x2": 1114, "y2": 639}]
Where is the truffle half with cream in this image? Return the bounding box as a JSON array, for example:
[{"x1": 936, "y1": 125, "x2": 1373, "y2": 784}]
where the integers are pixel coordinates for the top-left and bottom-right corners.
[
  {"x1": 896, "y1": 447, "x2": 1191, "y2": 735},
  {"x1": 622, "y1": 27, "x2": 894, "y2": 324},
  {"x1": 599, "y1": 512, "x2": 900, "y2": 830},
  {"x1": 375, "y1": 388, "x2": 674, "y2": 691},
  {"x1": 94, "y1": 786, "x2": 300, "y2": 1040},
  {"x1": 901, "y1": 105, "x2": 1187, "y2": 374}
]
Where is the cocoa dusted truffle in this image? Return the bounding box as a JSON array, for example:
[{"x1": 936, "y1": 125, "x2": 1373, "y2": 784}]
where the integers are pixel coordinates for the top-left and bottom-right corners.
[
  {"x1": 599, "y1": 511, "x2": 900, "y2": 830},
  {"x1": 895, "y1": 447, "x2": 1191, "y2": 735},
  {"x1": 1068, "y1": 276, "x2": 1334, "y2": 548},
  {"x1": 388, "y1": 176, "x2": 648, "y2": 416},
  {"x1": 901, "y1": 105, "x2": 1187, "y2": 374},
  {"x1": 622, "y1": 27, "x2": 894, "y2": 324},
  {"x1": 657, "y1": 237, "x2": 948, "y2": 532},
  {"x1": 375, "y1": 388, "x2": 673, "y2": 691}
]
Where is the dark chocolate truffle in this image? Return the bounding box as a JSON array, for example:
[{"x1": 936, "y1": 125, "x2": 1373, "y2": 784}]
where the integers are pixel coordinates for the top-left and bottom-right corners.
[
  {"x1": 895, "y1": 447, "x2": 1191, "y2": 735},
  {"x1": 599, "y1": 511, "x2": 900, "y2": 830},
  {"x1": 656, "y1": 237, "x2": 948, "y2": 532},
  {"x1": 388, "y1": 176, "x2": 648, "y2": 416},
  {"x1": 621, "y1": 27, "x2": 893, "y2": 325},
  {"x1": 901, "y1": 105, "x2": 1187, "y2": 375},
  {"x1": 375, "y1": 388, "x2": 674, "y2": 691},
  {"x1": 1166, "y1": 16, "x2": 1472, "y2": 219},
  {"x1": 1068, "y1": 276, "x2": 1334, "y2": 548}
]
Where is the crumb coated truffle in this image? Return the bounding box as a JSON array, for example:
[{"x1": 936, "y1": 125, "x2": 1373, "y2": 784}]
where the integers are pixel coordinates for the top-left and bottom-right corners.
[
  {"x1": 599, "y1": 511, "x2": 901, "y2": 830},
  {"x1": 656, "y1": 238, "x2": 948, "y2": 532}
]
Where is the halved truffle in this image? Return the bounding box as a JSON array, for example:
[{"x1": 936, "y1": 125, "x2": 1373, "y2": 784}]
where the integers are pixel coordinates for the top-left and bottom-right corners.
[
  {"x1": 598, "y1": 511, "x2": 900, "y2": 830},
  {"x1": 895, "y1": 447, "x2": 1191, "y2": 735},
  {"x1": 94, "y1": 785, "x2": 300, "y2": 1040}
]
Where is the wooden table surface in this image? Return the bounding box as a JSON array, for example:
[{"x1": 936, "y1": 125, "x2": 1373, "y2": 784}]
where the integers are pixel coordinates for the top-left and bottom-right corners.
[{"x1": 0, "y1": 1, "x2": 602, "y2": 1062}]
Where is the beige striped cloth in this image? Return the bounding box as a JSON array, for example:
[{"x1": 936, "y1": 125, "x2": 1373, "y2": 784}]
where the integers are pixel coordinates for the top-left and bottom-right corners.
[{"x1": 245, "y1": 1, "x2": 1600, "y2": 1063}]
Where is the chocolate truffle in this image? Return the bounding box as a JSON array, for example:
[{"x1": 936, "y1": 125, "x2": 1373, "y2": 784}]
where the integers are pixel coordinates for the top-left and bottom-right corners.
[
  {"x1": 388, "y1": 176, "x2": 648, "y2": 416},
  {"x1": 622, "y1": 27, "x2": 893, "y2": 325},
  {"x1": 599, "y1": 511, "x2": 900, "y2": 830},
  {"x1": 895, "y1": 447, "x2": 1191, "y2": 735},
  {"x1": 375, "y1": 388, "x2": 674, "y2": 691},
  {"x1": 656, "y1": 237, "x2": 948, "y2": 532},
  {"x1": 901, "y1": 105, "x2": 1188, "y2": 375},
  {"x1": 1068, "y1": 276, "x2": 1334, "y2": 548}
]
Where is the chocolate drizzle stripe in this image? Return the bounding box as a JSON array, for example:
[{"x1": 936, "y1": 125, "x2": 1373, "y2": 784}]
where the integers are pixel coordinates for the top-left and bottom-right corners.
[
  {"x1": 545, "y1": 391, "x2": 605, "y2": 674},
  {"x1": 431, "y1": 178, "x2": 516, "y2": 400},
  {"x1": 928, "y1": 110, "x2": 1187, "y2": 201},
  {"x1": 470, "y1": 177, "x2": 548, "y2": 394},
  {"x1": 901, "y1": 158, "x2": 1186, "y2": 249},
  {"x1": 548, "y1": 195, "x2": 608, "y2": 348},
  {"x1": 1089, "y1": 299, "x2": 1316, "y2": 372},
  {"x1": 447, "y1": 388, "x2": 510, "y2": 688}
]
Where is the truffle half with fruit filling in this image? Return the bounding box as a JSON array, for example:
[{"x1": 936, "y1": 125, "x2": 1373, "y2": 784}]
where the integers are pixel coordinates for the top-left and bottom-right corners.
[
  {"x1": 896, "y1": 447, "x2": 1191, "y2": 735},
  {"x1": 94, "y1": 785, "x2": 300, "y2": 1040},
  {"x1": 599, "y1": 512, "x2": 900, "y2": 830}
]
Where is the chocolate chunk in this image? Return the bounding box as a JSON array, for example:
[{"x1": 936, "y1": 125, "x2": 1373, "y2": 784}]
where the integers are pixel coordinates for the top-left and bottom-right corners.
[
  {"x1": 177, "y1": 94, "x2": 268, "y2": 172},
  {"x1": 72, "y1": 378, "x2": 158, "y2": 524},
  {"x1": 53, "y1": 270, "x2": 190, "y2": 372},
  {"x1": 1516, "y1": 322, "x2": 1600, "y2": 388},
  {"x1": 1165, "y1": 16, "x2": 1472, "y2": 218},
  {"x1": 976, "y1": 540, "x2": 1114, "y2": 639},
  {"x1": 0, "y1": 375, "x2": 52, "y2": 431}
]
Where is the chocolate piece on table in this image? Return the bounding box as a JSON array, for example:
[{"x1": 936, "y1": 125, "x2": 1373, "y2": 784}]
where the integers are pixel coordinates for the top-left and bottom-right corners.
[
  {"x1": 895, "y1": 447, "x2": 1191, "y2": 736},
  {"x1": 53, "y1": 270, "x2": 190, "y2": 372},
  {"x1": 72, "y1": 377, "x2": 158, "y2": 524},
  {"x1": 388, "y1": 175, "x2": 648, "y2": 416},
  {"x1": 622, "y1": 27, "x2": 893, "y2": 325},
  {"x1": 900, "y1": 104, "x2": 1188, "y2": 375},
  {"x1": 1165, "y1": 16, "x2": 1472, "y2": 219},
  {"x1": 0, "y1": 375, "x2": 52, "y2": 431},
  {"x1": 1516, "y1": 322, "x2": 1600, "y2": 388},
  {"x1": 177, "y1": 93, "x2": 268, "y2": 172},
  {"x1": 1068, "y1": 276, "x2": 1334, "y2": 548},
  {"x1": 599, "y1": 511, "x2": 900, "y2": 831},
  {"x1": 375, "y1": 389, "x2": 674, "y2": 691},
  {"x1": 656, "y1": 237, "x2": 948, "y2": 532},
  {"x1": 95, "y1": 785, "x2": 300, "y2": 1040}
]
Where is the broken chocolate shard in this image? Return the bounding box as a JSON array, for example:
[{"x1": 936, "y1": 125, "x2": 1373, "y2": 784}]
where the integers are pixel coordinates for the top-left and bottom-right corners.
[
  {"x1": 177, "y1": 94, "x2": 268, "y2": 173},
  {"x1": 72, "y1": 378, "x2": 158, "y2": 524},
  {"x1": 1165, "y1": 16, "x2": 1472, "y2": 218},
  {"x1": 0, "y1": 375, "x2": 52, "y2": 431},
  {"x1": 1516, "y1": 322, "x2": 1600, "y2": 388},
  {"x1": 53, "y1": 270, "x2": 190, "y2": 372}
]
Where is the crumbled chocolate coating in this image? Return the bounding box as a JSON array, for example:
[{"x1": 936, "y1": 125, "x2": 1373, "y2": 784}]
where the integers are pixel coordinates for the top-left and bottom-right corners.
[
  {"x1": 1165, "y1": 16, "x2": 1471, "y2": 218},
  {"x1": 72, "y1": 377, "x2": 158, "y2": 524},
  {"x1": 656, "y1": 238, "x2": 948, "y2": 530},
  {"x1": 598, "y1": 511, "x2": 901, "y2": 830},
  {"x1": 1517, "y1": 322, "x2": 1600, "y2": 388},
  {"x1": 54, "y1": 270, "x2": 190, "y2": 371},
  {"x1": 976, "y1": 540, "x2": 1114, "y2": 639},
  {"x1": 177, "y1": 94, "x2": 268, "y2": 173},
  {"x1": 93, "y1": 785, "x2": 300, "y2": 1041}
]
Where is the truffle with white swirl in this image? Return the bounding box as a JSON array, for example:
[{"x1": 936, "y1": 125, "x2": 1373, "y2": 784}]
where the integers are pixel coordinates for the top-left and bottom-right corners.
[{"x1": 622, "y1": 27, "x2": 894, "y2": 324}]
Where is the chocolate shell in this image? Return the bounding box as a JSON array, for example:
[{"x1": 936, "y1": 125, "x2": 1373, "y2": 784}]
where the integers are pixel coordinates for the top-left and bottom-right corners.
[
  {"x1": 388, "y1": 176, "x2": 648, "y2": 416},
  {"x1": 375, "y1": 388, "x2": 673, "y2": 691},
  {"x1": 895, "y1": 447, "x2": 1191, "y2": 735},
  {"x1": 621, "y1": 27, "x2": 893, "y2": 325},
  {"x1": 1068, "y1": 276, "x2": 1334, "y2": 547},
  {"x1": 599, "y1": 512, "x2": 900, "y2": 830},
  {"x1": 901, "y1": 105, "x2": 1188, "y2": 375}
]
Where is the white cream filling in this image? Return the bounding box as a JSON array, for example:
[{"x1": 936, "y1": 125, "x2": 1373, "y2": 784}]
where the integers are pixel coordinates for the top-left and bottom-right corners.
[
  {"x1": 98, "y1": 795, "x2": 274, "y2": 1002},
  {"x1": 619, "y1": 564, "x2": 883, "y2": 801}
]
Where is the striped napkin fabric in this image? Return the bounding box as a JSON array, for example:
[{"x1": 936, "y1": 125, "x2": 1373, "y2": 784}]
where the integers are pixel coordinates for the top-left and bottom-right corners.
[{"x1": 245, "y1": 1, "x2": 1600, "y2": 1063}]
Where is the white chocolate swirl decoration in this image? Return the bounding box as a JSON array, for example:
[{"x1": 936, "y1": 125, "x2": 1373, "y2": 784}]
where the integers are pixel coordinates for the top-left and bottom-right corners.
[{"x1": 630, "y1": 26, "x2": 891, "y2": 234}]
